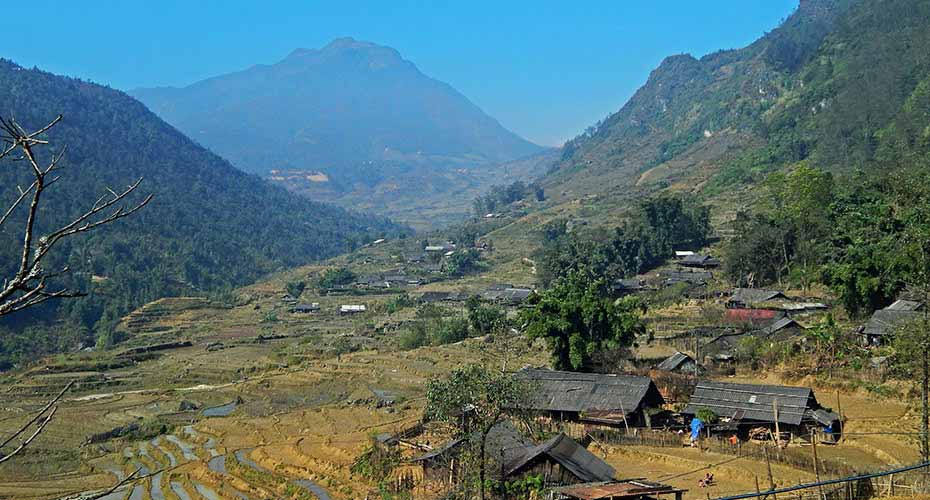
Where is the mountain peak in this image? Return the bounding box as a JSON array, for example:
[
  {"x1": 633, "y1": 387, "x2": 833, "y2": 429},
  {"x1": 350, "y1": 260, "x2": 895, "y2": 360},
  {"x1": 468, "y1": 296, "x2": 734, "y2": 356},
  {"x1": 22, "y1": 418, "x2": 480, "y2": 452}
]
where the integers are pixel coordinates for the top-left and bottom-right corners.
[{"x1": 287, "y1": 38, "x2": 396, "y2": 59}]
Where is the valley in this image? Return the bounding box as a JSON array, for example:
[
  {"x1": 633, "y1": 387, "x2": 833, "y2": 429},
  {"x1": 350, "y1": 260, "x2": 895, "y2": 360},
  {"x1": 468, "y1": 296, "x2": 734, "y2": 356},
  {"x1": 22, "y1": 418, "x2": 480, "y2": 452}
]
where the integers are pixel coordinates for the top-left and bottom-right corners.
[{"x1": 3, "y1": 0, "x2": 930, "y2": 499}]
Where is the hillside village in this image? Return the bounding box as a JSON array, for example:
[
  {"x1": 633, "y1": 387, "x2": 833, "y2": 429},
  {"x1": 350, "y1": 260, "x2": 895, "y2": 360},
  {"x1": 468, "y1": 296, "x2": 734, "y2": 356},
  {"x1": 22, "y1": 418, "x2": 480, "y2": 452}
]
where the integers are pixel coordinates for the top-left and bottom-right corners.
[{"x1": 0, "y1": 215, "x2": 923, "y2": 500}]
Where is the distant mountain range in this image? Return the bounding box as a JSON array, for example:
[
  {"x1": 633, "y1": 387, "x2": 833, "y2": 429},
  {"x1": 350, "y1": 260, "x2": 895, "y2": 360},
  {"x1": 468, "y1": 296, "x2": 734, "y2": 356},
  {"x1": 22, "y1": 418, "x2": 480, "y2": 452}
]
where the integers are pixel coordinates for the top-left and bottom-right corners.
[
  {"x1": 131, "y1": 38, "x2": 546, "y2": 226},
  {"x1": 0, "y1": 59, "x2": 404, "y2": 339}
]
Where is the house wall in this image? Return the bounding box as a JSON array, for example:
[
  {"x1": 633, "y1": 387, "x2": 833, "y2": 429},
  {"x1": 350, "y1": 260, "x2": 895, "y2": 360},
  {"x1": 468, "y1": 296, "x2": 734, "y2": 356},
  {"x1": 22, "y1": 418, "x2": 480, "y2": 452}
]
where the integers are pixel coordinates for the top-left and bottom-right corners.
[{"x1": 725, "y1": 308, "x2": 780, "y2": 321}]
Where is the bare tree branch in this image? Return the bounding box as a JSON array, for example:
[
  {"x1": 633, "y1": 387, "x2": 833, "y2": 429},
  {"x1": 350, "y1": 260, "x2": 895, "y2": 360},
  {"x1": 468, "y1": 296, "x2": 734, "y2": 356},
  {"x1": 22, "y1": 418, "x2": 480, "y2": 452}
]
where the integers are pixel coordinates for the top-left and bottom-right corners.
[
  {"x1": 0, "y1": 114, "x2": 152, "y2": 317},
  {"x1": 0, "y1": 380, "x2": 73, "y2": 464}
]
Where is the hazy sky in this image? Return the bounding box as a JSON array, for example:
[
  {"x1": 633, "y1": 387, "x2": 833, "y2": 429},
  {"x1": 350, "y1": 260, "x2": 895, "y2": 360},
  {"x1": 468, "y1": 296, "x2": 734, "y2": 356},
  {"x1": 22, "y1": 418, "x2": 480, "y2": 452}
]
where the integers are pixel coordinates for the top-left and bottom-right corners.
[{"x1": 5, "y1": 1, "x2": 798, "y2": 146}]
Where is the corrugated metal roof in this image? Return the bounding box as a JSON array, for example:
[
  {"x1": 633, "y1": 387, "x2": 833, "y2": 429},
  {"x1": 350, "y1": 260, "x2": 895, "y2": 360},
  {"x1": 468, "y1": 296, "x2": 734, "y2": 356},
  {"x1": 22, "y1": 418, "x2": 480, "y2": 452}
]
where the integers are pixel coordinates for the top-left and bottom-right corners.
[
  {"x1": 516, "y1": 369, "x2": 664, "y2": 413},
  {"x1": 504, "y1": 433, "x2": 615, "y2": 482},
  {"x1": 556, "y1": 480, "x2": 683, "y2": 500},
  {"x1": 682, "y1": 381, "x2": 817, "y2": 426}
]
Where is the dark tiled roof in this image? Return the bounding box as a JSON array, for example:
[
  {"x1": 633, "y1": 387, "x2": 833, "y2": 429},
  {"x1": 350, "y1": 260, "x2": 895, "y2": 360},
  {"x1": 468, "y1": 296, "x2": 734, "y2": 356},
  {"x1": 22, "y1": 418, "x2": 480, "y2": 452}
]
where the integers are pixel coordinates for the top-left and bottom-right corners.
[
  {"x1": 757, "y1": 317, "x2": 803, "y2": 337},
  {"x1": 656, "y1": 352, "x2": 693, "y2": 372},
  {"x1": 863, "y1": 309, "x2": 921, "y2": 337},
  {"x1": 729, "y1": 288, "x2": 788, "y2": 305},
  {"x1": 887, "y1": 299, "x2": 922, "y2": 311},
  {"x1": 413, "y1": 421, "x2": 533, "y2": 466},
  {"x1": 682, "y1": 381, "x2": 819, "y2": 426},
  {"x1": 504, "y1": 433, "x2": 615, "y2": 482},
  {"x1": 515, "y1": 369, "x2": 665, "y2": 414},
  {"x1": 662, "y1": 270, "x2": 712, "y2": 285},
  {"x1": 680, "y1": 255, "x2": 720, "y2": 267}
]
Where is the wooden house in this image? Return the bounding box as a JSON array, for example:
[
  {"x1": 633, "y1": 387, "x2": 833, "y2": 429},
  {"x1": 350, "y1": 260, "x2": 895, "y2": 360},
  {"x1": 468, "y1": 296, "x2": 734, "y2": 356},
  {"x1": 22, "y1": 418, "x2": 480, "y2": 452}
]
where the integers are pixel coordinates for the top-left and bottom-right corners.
[
  {"x1": 682, "y1": 381, "x2": 841, "y2": 441},
  {"x1": 514, "y1": 369, "x2": 666, "y2": 428},
  {"x1": 502, "y1": 433, "x2": 615, "y2": 486},
  {"x1": 860, "y1": 299, "x2": 923, "y2": 345}
]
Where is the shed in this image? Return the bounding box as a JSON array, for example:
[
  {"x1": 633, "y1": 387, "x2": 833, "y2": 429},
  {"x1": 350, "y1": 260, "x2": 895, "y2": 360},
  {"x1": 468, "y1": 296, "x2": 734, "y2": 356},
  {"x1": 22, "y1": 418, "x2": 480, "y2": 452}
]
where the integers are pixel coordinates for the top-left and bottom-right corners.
[
  {"x1": 682, "y1": 381, "x2": 840, "y2": 438},
  {"x1": 515, "y1": 369, "x2": 665, "y2": 428},
  {"x1": 555, "y1": 480, "x2": 685, "y2": 500},
  {"x1": 655, "y1": 352, "x2": 699, "y2": 375},
  {"x1": 503, "y1": 433, "x2": 615, "y2": 485}
]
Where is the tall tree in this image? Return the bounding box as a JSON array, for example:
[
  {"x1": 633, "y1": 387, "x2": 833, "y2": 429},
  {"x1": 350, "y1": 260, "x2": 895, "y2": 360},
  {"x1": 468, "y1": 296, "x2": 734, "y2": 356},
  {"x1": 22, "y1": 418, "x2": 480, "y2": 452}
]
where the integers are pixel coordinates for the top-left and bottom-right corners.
[
  {"x1": 424, "y1": 365, "x2": 528, "y2": 500},
  {"x1": 520, "y1": 272, "x2": 646, "y2": 371}
]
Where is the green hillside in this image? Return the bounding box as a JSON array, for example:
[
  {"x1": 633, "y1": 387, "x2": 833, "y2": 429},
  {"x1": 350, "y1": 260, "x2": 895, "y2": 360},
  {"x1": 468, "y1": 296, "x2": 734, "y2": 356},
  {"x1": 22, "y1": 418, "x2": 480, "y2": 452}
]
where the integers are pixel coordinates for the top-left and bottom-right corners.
[{"x1": 0, "y1": 59, "x2": 406, "y2": 362}]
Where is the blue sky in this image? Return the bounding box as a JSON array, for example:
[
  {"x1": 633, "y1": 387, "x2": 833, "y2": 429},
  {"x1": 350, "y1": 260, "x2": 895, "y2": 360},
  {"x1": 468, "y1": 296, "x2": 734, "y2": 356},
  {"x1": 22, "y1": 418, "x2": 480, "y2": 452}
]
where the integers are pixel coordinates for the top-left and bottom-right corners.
[{"x1": 5, "y1": 1, "x2": 798, "y2": 146}]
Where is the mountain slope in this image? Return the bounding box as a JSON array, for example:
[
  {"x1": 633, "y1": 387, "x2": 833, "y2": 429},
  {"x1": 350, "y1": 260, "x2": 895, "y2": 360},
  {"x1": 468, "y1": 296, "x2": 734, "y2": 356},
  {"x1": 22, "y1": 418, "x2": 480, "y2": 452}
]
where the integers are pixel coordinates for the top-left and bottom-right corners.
[
  {"x1": 131, "y1": 38, "x2": 544, "y2": 227},
  {"x1": 542, "y1": 0, "x2": 865, "y2": 203},
  {"x1": 0, "y1": 59, "x2": 405, "y2": 343}
]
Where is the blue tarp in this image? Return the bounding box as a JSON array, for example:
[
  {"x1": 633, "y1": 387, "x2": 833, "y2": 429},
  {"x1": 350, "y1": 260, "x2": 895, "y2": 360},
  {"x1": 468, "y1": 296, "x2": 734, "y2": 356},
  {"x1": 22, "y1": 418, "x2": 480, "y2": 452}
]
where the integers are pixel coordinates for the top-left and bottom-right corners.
[{"x1": 690, "y1": 417, "x2": 704, "y2": 440}]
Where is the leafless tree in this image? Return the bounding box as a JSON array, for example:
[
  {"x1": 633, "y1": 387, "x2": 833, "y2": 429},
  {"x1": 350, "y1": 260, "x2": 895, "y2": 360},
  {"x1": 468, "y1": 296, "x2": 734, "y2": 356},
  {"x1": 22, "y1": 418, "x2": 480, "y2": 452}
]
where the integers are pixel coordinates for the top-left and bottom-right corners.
[
  {"x1": 0, "y1": 380, "x2": 72, "y2": 464},
  {"x1": 0, "y1": 114, "x2": 151, "y2": 465},
  {"x1": 0, "y1": 114, "x2": 152, "y2": 316}
]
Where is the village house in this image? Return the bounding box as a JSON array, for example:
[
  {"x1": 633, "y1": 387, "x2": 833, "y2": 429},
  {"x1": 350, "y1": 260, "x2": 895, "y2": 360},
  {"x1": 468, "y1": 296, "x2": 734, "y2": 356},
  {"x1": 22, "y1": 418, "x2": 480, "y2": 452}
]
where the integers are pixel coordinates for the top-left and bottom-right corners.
[
  {"x1": 860, "y1": 298, "x2": 924, "y2": 345},
  {"x1": 417, "y1": 291, "x2": 469, "y2": 304},
  {"x1": 678, "y1": 254, "x2": 720, "y2": 269},
  {"x1": 502, "y1": 433, "x2": 616, "y2": 486},
  {"x1": 701, "y1": 316, "x2": 806, "y2": 361},
  {"x1": 412, "y1": 421, "x2": 615, "y2": 489},
  {"x1": 291, "y1": 303, "x2": 320, "y2": 314},
  {"x1": 661, "y1": 269, "x2": 712, "y2": 287},
  {"x1": 725, "y1": 288, "x2": 827, "y2": 322},
  {"x1": 482, "y1": 285, "x2": 534, "y2": 305},
  {"x1": 726, "y1": 288, "x2": 789, "y2": 309},
  {"x1": 682, "y1": 381, "x2": 841, "y2": 441},
  {"x1": 611, "y1": 279, "x2": 645, "y2": 296},
  {"x1": 514, "y1": 369, "x2": 666, "y2": 428}
]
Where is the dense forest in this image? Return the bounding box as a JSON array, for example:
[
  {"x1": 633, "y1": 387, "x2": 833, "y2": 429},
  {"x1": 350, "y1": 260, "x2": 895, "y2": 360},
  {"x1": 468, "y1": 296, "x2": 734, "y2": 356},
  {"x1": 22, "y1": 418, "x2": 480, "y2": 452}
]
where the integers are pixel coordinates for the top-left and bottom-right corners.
[
  {"x1": 536, "y1": 194, "x2": 711, "y2": 286},
  {"x1": 0, "y1": 60, "x2": 406, "y2": 367}
]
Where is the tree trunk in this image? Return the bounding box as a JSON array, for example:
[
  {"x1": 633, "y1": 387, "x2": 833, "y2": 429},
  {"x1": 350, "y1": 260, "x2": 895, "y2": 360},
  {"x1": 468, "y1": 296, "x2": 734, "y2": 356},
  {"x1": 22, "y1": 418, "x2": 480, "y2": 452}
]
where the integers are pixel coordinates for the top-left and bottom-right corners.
[
  {"x1": 480, "y1": 427, "x2": 489, "y2": 500},
  {"x1": 920, "y1": 318, "x2": 930, "y2": 462}
]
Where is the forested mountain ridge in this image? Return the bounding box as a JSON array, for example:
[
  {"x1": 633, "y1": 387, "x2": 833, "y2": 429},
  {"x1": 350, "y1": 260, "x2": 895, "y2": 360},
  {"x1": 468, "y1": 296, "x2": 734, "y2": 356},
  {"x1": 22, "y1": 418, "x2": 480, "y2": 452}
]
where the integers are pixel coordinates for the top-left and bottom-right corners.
[
  {"x1": 542, "y1": 0, "x2": 868, "y2": 199},
  {"x1": 131, "y1": 38, "x2": 545, "y2": 227},
  {"x1": 0, "y1": 59, "x2": 405, "y2": 361}
]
